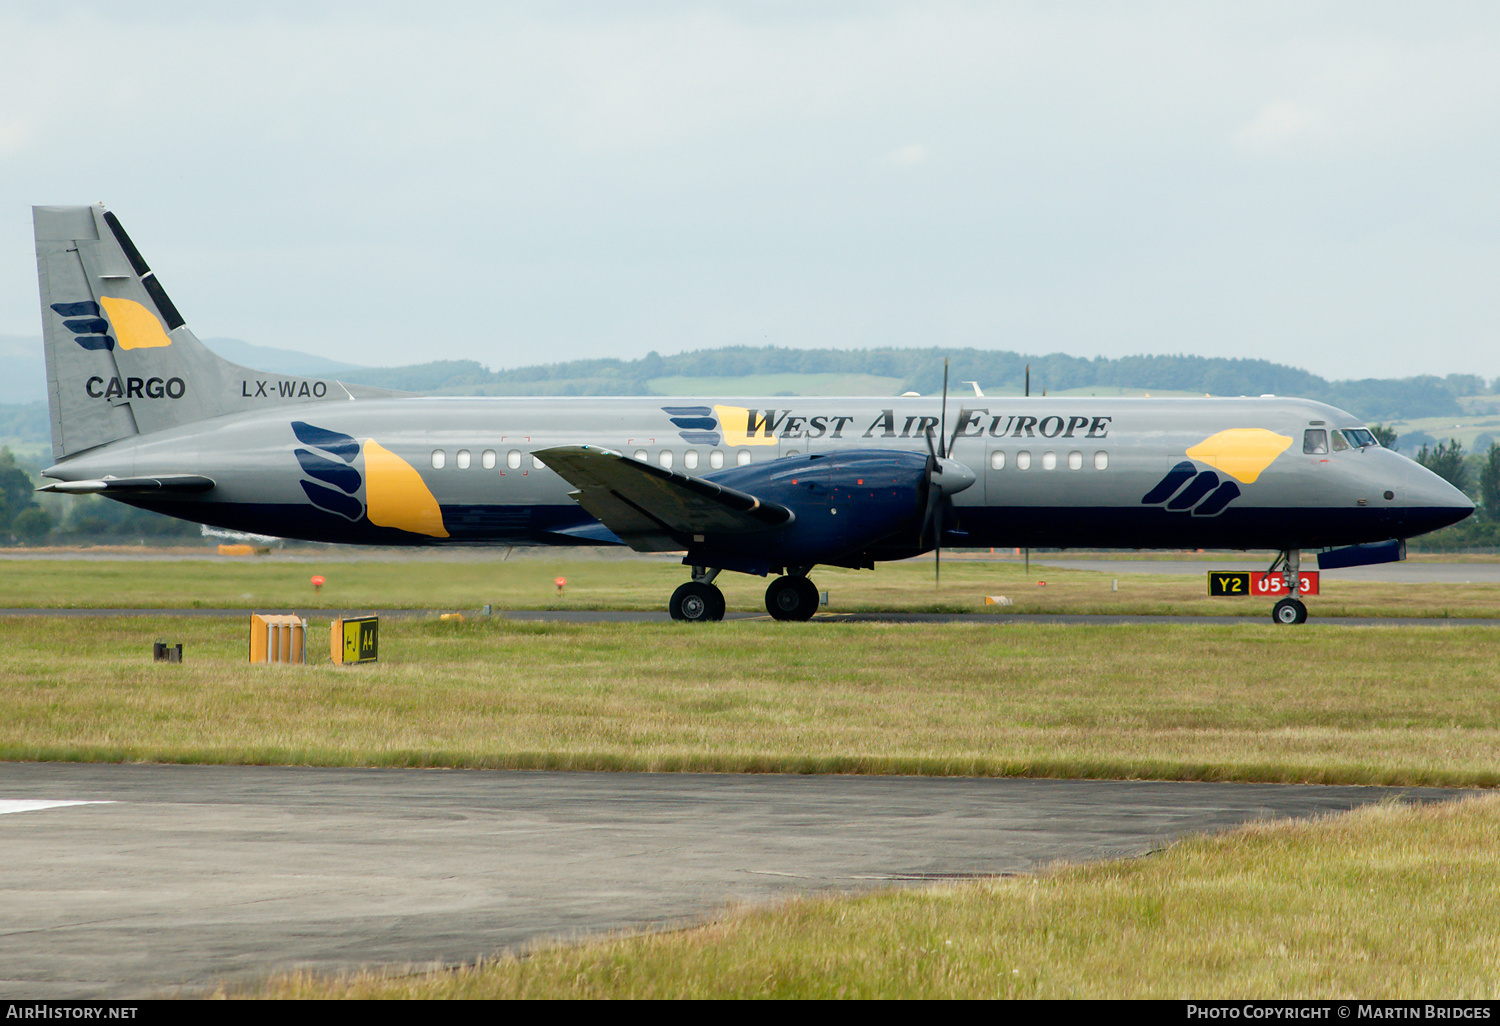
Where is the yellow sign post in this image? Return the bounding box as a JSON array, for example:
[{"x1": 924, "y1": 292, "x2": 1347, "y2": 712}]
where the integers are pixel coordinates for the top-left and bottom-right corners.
[{"x1": 331, "y1": 616, "x2": 379, "y2": 666}]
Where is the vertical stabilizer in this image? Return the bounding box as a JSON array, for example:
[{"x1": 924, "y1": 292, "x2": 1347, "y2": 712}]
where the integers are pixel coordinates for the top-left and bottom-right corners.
[{"x1": 34, "y1": 205, "x2": 398, "y2": 460}]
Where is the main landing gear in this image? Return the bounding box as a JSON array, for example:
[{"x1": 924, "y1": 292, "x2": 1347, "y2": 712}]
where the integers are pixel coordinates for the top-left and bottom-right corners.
[
  {"x1": 764, "y1": 573, "x2": 819, "y2": 622},
  {"x1": 668, "y1": 567, "x2": 823, "y2": 622},
  {"x1": 669, "y1": 568, "x2": 726, "y2": 623},
  {"x1": 1268, "y1": 549, "x2": 1308, "y2": 625}
]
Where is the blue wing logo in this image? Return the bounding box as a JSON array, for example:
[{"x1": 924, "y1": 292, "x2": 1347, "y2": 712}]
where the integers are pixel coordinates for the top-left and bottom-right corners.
[
  {"x1": 661, "y1": 406, "x2": 721, "y2": 445},
  {"x1": 292, "y1": 421, "x2": 365, "y2": 521},
  {"x1": 1140, "y1": 460, "x2": 1241, "y2": 517},
  {"x1": 51, "y1": 301, "x2": 115, "y2": 351}
]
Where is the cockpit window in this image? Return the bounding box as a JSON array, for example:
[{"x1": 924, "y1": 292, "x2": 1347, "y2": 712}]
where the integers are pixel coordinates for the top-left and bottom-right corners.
[
  {"x1": 1343, "y1": 428, "x2": 1379, "y2": 448},
  {"x1": 1331, "y1": 430, "x2": 1349, "y2": 452},
  {"x1": 1303, "y1": 429, "x2": 1329, "y2": 455}
]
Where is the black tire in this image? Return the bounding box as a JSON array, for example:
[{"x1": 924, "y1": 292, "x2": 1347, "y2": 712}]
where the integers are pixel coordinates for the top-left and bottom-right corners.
[
  {"x1": 670, "y1": 581, "x2": 725, "y2": 622},
  {"x1": 1271, "y1": 597, "x2": 1308, "y2": 625},
  {"x1": 765, "y1": 575, "x2": 819, "y2": 621}
]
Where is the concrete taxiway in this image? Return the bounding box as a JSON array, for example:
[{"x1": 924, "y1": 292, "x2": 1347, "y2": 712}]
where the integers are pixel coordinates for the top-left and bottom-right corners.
[{"x1": 0, "y1": 763, "x2": 1472, "y2": 998}]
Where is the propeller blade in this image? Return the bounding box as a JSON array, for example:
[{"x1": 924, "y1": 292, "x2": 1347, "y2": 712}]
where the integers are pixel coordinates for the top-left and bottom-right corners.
[
  {"x1": 946, "y1": 416, "x2": 964, "y2": 465},
  {"x1": 939, "y1": 359, "x2": 949, "y2": 458},
  {"x1": 933, "y1": 502, "x2": 943, "y2": 586}
]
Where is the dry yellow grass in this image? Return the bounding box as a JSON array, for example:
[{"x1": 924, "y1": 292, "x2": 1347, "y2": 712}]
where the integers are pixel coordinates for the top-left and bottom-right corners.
[
  {"x1": 252, "y1": 795, "x2": 1500, "y2": 999},
  {"x1": 4, "y1": 616, "x2": 1499, "y2": 786}
]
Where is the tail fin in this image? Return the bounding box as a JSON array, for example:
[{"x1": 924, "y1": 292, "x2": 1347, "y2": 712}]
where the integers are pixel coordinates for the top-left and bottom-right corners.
[{"x1": 34, "y1": 204, "x2": 397, "y2": 460}]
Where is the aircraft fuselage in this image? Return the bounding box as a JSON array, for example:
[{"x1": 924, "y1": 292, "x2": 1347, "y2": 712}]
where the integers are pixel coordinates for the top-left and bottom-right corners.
[{"x1": 47, "y1": 394, "x2": 1471, "y2": 553}]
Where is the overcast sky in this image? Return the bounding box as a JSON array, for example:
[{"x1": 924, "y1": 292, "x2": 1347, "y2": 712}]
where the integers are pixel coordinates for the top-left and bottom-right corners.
[{"x1": 1, "y1": 1, "x2": 1496, "y2": 382}]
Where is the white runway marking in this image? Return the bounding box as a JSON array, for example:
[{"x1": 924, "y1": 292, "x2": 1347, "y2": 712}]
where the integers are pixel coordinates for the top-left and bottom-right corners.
[{"x1": 0, "y1": 800, "x2": 115, "y2": 816}]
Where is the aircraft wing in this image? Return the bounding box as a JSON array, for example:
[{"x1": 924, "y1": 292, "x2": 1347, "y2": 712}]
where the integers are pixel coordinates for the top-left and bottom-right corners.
[{"x1": 533, "y1": 445, "x2": 793, "y2": 552}]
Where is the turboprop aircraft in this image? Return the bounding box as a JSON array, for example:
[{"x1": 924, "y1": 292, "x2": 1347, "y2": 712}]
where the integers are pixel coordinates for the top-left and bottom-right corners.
[{"x1": 31, "y1": 205, "x2": 1474, "y2": 624}]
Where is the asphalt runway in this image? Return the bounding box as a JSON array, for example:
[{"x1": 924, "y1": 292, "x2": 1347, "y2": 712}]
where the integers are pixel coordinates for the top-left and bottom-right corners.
[{"x1": 0, "y1": 763, "x2": 1472, "y2": 998}]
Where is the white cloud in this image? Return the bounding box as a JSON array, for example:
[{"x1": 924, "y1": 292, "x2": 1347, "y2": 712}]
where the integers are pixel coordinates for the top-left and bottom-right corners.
[
  {"x1": 881, "y1": 143, "x2": 929, "y2": 165},
  {"x1": 0, "y1": 114, "x2": 27, "y2": 157},
  {"x1": 1233, "y1": 100, "x2": 1320, "y2": 152},
  {"x1": 1, "y1": 3, "x2": 1499, "y2": 380}
]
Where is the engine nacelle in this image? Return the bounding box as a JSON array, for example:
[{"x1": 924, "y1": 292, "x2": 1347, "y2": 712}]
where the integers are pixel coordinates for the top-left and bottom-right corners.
[{"x1": 690, "y1": 449, "x2": 936, "y2": 574}]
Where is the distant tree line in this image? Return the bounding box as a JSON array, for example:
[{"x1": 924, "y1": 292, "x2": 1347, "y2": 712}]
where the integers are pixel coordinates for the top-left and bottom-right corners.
[
  {"x1": 0, "y1": 449, "x2": 53, "y2": 545},
  {"x1": 341, "y1": 347, "x2": 1479, "y2": 423},
  {"x1": 0, "y1": 447, "x2": 202, "y2": 547}
]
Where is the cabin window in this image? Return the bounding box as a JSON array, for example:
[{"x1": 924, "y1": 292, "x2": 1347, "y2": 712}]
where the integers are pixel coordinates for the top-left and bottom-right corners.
[
  {"x1": 659, "y1": 450, "x2": 674, "y2": 469},
  {"x1": 1041, "y1": 451, "x2": 1057, "y2": 471},
  {"x1": 1016, "y1": 451, "x2": 1031, "y2": 470},
  {"x1": 634, "y1": 449, "x2": 649, "y2": 462},
  {"x1": 482, "y1": 449, "x2": 497, "y2": 470},
  {"x1": 1067, "y1": 451, "x2": 1083, "y2": 471},
  {"x1": 507, "y1": 450, "x2": 522, "y2": 470},
  {"x1": 989, "y1": 451, "x2": 1005, "y2": 470},
  {"x1": 684, "y1": 450, "x2": 699, "y2": 469},
  {"x1": 1094, "y1": 451, "x2": 1108, "y2": 470},
  {"x1": 532, "y1": 455, "x2": 545, "y2": 470},
  {"x1": 431, "y1": 449, "x2": 446, "y2": 469},
  {"x1": 709, "y1": 450, "x2": 725, "y2": 469},
  {"x1": 737, "y1": 450, "x2": 753, "y2": 466},
  {"x1": 783, "y1": 449, "x2": 799, "y2": 457},
  {"x1": 456, "y1": 449, "x2": 471, "y2": 470},
  {"x1": 1303, "y1": 429, "x2": 1329, "y2": 455}
]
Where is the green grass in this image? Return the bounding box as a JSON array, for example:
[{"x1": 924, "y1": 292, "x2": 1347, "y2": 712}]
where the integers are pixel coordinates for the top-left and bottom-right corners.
[
  {"x1": 1, "y1": 552, "x2": 1498, "y2": 620},
  {"x1": 5, "y1": 555, "x2": 1498, "y2": 999},
  {"x1": 4, "y1": 615, "x2": 1500, "y2": 787},
  {"x1": 253, "y1": 795, "x2": 1500, "y2": 999}
]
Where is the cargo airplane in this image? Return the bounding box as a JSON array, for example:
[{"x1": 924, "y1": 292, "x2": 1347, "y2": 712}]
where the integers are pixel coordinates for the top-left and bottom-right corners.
[{"x1": 31, "y1": 205, "x2": 1474, "y2": 624}]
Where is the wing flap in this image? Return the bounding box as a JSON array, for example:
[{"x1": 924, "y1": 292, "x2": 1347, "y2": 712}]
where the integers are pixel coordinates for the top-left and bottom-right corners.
[{"x1": 533, "y1": 445, "x2": 792, "y2": 552}]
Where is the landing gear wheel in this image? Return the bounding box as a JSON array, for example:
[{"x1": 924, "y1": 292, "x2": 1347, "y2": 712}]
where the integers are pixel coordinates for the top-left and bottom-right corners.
[
  {"x1": 765, "y1": 575, "x2": 819, "y2": 621},
  {"x1": 670, "y1": 581, "x2": 725, "y2": 622},
  {"x1": 1271, "y1": 597, "x2": 1308, "y2": 625}
]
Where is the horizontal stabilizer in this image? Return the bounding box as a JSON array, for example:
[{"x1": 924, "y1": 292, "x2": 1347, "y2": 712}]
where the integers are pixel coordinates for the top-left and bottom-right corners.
[
  {"x1": 38, "y1": 474, "x2": 215, "y2": 494},
  {"x1": 533, "y1": 445, "x2": 792, "y2": 552}
]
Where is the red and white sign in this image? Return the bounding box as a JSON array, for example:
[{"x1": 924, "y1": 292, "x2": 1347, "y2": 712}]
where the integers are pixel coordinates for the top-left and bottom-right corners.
[{"x1": 1250, "y1": 571, "x2": 1319, "y2": 596}]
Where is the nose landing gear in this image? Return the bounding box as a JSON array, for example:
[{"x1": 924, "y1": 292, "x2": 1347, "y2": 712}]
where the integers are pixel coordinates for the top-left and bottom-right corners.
[
  {"x1": 1272, "y1": 596, "x2": 1308, "y2": 625},
  {"x1": 1268, "y1": 549, "x2": 1309, "y2": 625}
]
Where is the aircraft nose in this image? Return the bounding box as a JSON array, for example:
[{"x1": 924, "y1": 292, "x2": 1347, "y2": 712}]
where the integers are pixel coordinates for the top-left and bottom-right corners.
[{"x1": 1395, "y1": 459, "x2": 1474, "y2": 534}]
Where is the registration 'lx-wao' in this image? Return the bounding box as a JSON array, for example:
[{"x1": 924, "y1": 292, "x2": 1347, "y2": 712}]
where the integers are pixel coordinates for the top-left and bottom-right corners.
[{"x1": 32, "y1": 205, "x2": 1473, "y2": 623}]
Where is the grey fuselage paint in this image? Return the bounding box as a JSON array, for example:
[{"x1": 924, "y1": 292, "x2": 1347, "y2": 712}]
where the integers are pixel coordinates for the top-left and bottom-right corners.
[{"x1": 43, "y1": 394, "x2": 1474, "y2": 553}]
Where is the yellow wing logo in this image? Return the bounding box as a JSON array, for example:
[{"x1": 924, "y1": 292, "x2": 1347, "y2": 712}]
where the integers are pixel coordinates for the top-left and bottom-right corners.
[
  {"x1": 1185, "y1": 429, "x2": 1294, "y2": 484},
  {"x1": 713, "y1": 405, "x2": 779, "y2": 447},
  {"x1": 98, "y1": 297, "x2": 173, "y2": 350},
  {"x1": 362, "y1": 440, "x2": 450, "y2": 538}
]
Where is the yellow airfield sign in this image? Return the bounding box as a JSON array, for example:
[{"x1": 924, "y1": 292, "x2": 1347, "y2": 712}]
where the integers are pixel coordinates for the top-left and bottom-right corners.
[{"x1": 331, "y1": 616, "x2": 379, "y2": 666}]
